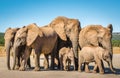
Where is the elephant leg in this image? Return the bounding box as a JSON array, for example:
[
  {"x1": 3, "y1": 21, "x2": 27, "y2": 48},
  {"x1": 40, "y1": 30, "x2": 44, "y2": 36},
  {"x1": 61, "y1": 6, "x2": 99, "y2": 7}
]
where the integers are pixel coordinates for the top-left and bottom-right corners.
[
  {"x1": 72, "y1": 57, "x2": 75, "y2": 71},
  {"x1": 50, "y1": 52, "x2": 55, "y2": 70},
  {"x1": 14, "y1": 56, "x2": 20, "y2": 70},
  {"x1": 27, "y1": 57, "x2": 31, "y2": 68},
  {"x1": 68, "y1": 60, "x2": 71, "y2": 71},
  {"x1": 78, "y1": 60, "x2": 82, "y2": 72},
  {"x1": 59, "y1": 56, "x2": 63, "y2": 70},
  {"x1": 19, "y1": 47, "x2": 31, "y2": 71},
  {"x1": 25, "y1": 48, "x2": 31, "y2": 69},
  {"x1": 85, "y1": 63, "x2": 90, "y2": 73},
  {"x1": 74, "y1": 57, "x2": 78, "y2": 70},
  {"x1": 34, "y1": 52, "x2": 40, "y2": 71},
  {"x1": 94, "y1": 60, "x2": 104, "y2": 73},
  {"x1": 63, "y1": 59, "x2": 67, "y2": 71},
  {"x1": 96, "y1": 60, "x2": 104, "y2": 74},
  {"x1": 92, "y1": 62, "x2": 98, "y2": 73},
  {"x1": 44, "y1": 54, "x2": 49, "y2": 70}
]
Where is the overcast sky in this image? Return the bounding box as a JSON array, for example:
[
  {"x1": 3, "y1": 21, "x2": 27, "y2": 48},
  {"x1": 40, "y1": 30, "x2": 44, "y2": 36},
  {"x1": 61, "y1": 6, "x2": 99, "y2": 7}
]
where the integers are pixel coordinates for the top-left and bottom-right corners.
[{"x1": 0, "y1": 0, "x2": 120, "y2": 32}]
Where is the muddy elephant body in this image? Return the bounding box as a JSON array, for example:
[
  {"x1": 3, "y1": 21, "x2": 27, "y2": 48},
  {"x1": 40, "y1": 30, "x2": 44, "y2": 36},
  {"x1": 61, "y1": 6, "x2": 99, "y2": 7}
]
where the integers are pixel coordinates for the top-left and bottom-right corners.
[
  {"x1": 49, "y1": 16, "x2": 81, "y2": 69},
  {"x1": 59, "y1": 47, "x2": 75, "y2": 71},
  {"x1": 13, "y1": 23, "x2": 58, "y2": 71},
  {"x1": 78, "y1": 46, "x2": 115, "y2": 74}
]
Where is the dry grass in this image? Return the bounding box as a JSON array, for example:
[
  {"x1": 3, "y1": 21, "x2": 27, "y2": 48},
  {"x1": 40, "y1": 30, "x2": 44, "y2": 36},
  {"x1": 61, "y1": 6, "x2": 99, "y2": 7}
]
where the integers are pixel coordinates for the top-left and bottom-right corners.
[
  {"x1": 113, "y1": 47, "x2": 120, "y2": 54},
  {"x1": 0, "y1": 46, "x2": 120, "y2": 57},
  {"x1": 0, "y1": 46, "x2": 5, "y2": 57}
]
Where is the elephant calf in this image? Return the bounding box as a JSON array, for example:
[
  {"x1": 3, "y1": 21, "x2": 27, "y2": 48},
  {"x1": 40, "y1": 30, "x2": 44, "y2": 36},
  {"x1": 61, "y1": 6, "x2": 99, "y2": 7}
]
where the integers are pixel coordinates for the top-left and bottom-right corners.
[
  {"x1": 59, "y1": 47, "x2": 75, "y2": 71},
  {"x1": 78, "y1": 46, "x2": 115, "y2": 74}
]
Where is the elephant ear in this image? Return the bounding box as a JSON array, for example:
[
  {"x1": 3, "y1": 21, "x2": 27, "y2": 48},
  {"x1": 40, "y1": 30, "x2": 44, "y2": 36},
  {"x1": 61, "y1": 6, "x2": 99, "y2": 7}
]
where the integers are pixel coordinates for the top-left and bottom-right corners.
[
  {"x1": 107, "y1": 24, "x2": 113, "y2": 33},
  {"x1": 97, "y1": 26, "x2": 105, "y2": 38},
  {"x1": 26, "y1": 23, "x2": 43, "y2": 46},
  {"x1": 49, "y1": 17, "x2": 67, "y2": 41}
]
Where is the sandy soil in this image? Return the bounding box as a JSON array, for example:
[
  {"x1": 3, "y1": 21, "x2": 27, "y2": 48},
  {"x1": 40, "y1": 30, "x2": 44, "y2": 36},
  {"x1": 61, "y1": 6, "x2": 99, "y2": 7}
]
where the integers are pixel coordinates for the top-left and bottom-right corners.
[{"x1": 0, "y1": 54, "x2": 120, "y2": 78}]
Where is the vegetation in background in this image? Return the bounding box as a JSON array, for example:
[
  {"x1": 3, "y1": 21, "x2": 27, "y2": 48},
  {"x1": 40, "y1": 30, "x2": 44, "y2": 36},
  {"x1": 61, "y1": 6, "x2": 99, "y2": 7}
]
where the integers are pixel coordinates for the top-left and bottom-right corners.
[
  {"x1": 0, "y1": 33, "x2": 4, "y2": 46},
  {"x1": 112, "y1": 32, "x2": 120, "y2": 47}
]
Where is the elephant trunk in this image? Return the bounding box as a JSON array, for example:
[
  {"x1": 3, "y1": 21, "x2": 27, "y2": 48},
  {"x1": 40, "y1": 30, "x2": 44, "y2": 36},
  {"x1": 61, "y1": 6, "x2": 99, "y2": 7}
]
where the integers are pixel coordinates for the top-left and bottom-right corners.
[
  {"x1": 71, "y1": 34, "x2": 79, "y2": 70},
  {"x1": 108, "y1": 61, "x2": 116, "y2": 73},
  {"x1": 71, "y1": 35, "x2": 79, "y2": 59},
  {"x1": 103, "y1": 40, "x2": 113, "y2": 60},
  {"x1": 6, "y1": 42, "x2": 11, "y2": 70},
  {"x1": 12, "y1": 41, "x2": 19, "y2": 70}
]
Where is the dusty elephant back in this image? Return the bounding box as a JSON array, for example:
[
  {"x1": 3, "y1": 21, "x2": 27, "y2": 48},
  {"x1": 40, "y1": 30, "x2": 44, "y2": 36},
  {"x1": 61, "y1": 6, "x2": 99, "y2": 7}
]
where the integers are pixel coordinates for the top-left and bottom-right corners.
[{"x1": 40, "y1": 26, "x2": 57, "y2": 38}]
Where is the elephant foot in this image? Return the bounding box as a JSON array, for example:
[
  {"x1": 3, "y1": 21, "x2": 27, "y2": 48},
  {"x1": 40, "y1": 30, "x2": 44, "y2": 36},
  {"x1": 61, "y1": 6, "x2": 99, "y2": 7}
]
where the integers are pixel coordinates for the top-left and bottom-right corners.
[
  {"x1": 85, "y1": 70, "x2": 91, "y2": 73},
  {"x1": 78, "y1": 69, "x2": 82, "y2": 72},
  {"x1": 44, "y1": 66, "x2": 49, "y2": 70},
  {"x1": 15, "y1": 65, "x2": 20, "y2": 70},
  {"x1": 44, "y1": 67, "x2": 48, "y2": 70},
  {"x1": 99, "y1": 70, "x2": 104, "y2": 74},
  {"x1": 34, "y1": 67, "x2": 40, "y2": 71},
  {"x1": 19, "y1": 66, "x2": 25, "y2": 71},
  {"x1": 99, "y1": 71, "x2": 104, "y2": 74},
  {"x1": 92, "y1": 70, "x2": 97, "y2": 73},
  {"x1": 64, "y1": 67, "x2": 67, "y2": 71}
]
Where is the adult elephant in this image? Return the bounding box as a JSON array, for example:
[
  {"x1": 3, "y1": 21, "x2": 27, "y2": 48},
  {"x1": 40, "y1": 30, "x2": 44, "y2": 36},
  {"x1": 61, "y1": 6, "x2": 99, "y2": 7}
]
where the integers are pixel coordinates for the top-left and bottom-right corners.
[
  {"x1": 79, "y1": 24, "x2": 113, "y2": 58},
  {"x1": 49, "y1": 16, "x2": 81, "y2": 69},
  {"x1": 79, "y1": 24, "x2": 113, "y2": 71},
  {"x1": 4, "y1": 28, "x2": 31, "y2": 70},
  {"x1": 4, "y1": 28, "x2": 19, "y2": 70},
  {"x1": 13, "y1": 23, "x2": 58, "y2": 71}
]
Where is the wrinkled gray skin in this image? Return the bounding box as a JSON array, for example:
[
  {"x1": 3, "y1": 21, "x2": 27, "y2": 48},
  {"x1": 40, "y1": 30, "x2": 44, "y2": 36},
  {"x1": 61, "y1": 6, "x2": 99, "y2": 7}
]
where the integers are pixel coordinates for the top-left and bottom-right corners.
[
  {"x1": 78, "y1": 46, "x2": 115, "y2": 74},
  {"x1": 59, "y1": 47, "x2": 75, "y2": 71},
  {"x1": 4, "y1": 27, "x2": 31, "y2": 70},
  {"x1": 13, "y1": 24, "x2": 58, "y2": 71},
  {"x1": 49, "y1": 16, "x2": 81, "y2": 69}
]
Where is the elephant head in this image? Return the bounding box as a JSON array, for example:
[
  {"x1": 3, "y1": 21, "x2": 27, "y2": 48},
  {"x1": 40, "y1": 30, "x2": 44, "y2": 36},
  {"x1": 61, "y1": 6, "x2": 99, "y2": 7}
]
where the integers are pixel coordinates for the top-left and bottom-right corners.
[
  {"x1": 102, "y1": 50, "x2": 115, "y2": 73},
  {"x1": 49, "y1": 16, "x2": 81, "y2": 58},
  {"x1": 13, "y1": 23, "x2": 42, "y2": 69},
  {"x1": 79, "y1": 24, "x2": 113, "y2": 59},
  {"x1": 4, "y1": 27, "x2": 19, "y2": 70}
]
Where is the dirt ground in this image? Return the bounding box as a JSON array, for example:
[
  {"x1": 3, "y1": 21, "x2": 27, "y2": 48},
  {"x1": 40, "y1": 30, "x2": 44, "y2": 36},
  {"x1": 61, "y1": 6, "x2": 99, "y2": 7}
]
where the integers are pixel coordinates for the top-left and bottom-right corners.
[{"x1": 0, "y1": 46, "x2": 120, "y2": 78}]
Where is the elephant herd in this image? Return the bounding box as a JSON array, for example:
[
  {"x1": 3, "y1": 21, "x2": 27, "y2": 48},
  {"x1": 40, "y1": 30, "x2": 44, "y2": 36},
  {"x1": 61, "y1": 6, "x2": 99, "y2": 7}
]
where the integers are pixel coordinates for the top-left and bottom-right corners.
[{"x1": 4, "y1": 16, "x2": 115, "y2": 74}]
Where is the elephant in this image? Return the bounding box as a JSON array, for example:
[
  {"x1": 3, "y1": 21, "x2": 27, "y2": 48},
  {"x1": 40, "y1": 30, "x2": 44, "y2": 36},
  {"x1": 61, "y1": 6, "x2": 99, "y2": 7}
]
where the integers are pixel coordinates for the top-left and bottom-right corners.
[
  {"x1": 13, "y1": 23, "x2": 58, "y2": 71},
  {"x1": 49, "y1": 16, "x2": 81, "y2": 69},
  {"x1": 4, "y1": 27, "x2": 31, "y2": 70},
  {"x1": 79, "y1": 24, "x2": 113, "y2": 71},
  {"x1": 79, "y1": 24, "x2": 113, "y2": 58},
  {"x1": 4, "y1": 27, "x2": 19, "y2": 70},
  {"x1": 59, "y1": 47, "x2": 75, "y2": 71},
  {"x1": 78, "y1": 46, "x2": 115, "y2": 74}
]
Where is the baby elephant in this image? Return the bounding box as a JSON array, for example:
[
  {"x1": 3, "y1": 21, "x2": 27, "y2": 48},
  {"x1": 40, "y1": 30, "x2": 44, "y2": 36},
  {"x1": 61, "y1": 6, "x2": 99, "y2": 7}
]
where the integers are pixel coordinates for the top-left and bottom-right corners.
[
  {"x1": 78, "y1": 46, "x2": 115, "y2": 74},
  {"x1": 59, "y1": 47, "x2": 75, "y2": 71}
]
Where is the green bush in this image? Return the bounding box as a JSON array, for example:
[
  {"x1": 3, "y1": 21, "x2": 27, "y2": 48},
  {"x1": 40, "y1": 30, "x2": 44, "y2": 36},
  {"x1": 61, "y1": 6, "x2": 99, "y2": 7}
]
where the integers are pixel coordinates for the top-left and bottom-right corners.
[
  {"x1": 0, "y1": 33, "x2": 4, "y2": 46},
  {"x1": 112, "y1": 40, "x2": 120, "y2": 47}
]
